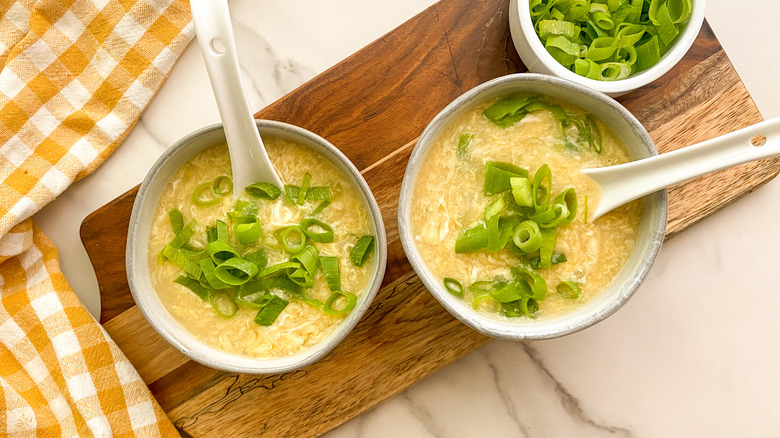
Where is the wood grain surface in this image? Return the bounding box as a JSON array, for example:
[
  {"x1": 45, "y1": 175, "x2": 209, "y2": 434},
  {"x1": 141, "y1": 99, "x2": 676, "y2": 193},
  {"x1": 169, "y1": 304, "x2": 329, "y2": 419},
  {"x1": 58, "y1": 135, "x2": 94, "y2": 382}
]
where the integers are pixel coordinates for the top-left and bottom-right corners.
[{"x1": 80, "y1": 0, "x2": 780, "y2": 436}]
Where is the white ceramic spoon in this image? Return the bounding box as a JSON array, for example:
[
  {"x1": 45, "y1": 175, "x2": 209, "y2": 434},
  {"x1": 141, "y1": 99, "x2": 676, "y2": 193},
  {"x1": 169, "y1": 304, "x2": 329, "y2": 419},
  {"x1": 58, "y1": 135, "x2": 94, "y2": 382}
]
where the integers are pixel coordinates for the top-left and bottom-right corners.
[
  {"x1": 584, "y1": 117, "x2": 780, "y2": 221},
  {"x1": 190, "y1": 0, "x2": 284, "y2": 195}
]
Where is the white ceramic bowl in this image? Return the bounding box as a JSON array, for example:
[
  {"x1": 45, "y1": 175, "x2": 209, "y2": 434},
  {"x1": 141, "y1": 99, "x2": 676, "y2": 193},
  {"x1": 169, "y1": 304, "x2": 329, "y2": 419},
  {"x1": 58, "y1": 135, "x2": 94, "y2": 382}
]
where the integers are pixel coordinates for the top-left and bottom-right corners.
[
  {"x1": 509, "y1": 0, "x2": 706, "y2": 97},
  {"x1": 398, "y1": 73, "x2": 667, "y2": 340},
  {"x1": 127, "y1": 120, "x2": 387, "y2": 374}
]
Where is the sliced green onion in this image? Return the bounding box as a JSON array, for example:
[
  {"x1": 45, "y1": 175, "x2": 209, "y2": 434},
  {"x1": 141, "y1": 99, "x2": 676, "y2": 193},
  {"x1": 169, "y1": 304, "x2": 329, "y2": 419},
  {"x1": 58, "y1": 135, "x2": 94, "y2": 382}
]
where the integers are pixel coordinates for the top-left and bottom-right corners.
[
  {"x1": 310, "y1": 200, "x2": 331, "y2": 216},
  {"x1": 538, "y1": 228, "x2": 557, "y2": 270},
  {"x1": 192, "y1": 181, "x2": 220, "y2": 207},
  {"x1": 484, "y1": 161, "x2": 529, "y2": 195},
  {"x1": 319, "y1": 256, "x2": 341, "y2": 291},
  {"x1": 254, "y1": 296, "x2": 288, "y2": 326},
  {"x1": 180, "y1": 245, "x2": 207, "y2": 261},
  {"x1": 236, "y1": 291, "x2": 272, "y2": 309},
  {"x1": 211, "y1": 175, "x2": 233, "y2": 196},
  {"x1": 469, "y1": 280, "x2": 495, "y2": 292},
  {"x1": 557, "y1": 281, "x2": 582, "y2": 299},
  {"x1": 256, "y1": 261, "x2": 302, "y2": 279},
  {"x1": 483, "y1": 94, "x2": 537, "y2": 124},
  {"x1": 486, "y1": 213, "x2": 501, "y2": 253},
  {"x1": 323, "y1": 291, "x2": 357, "y2": 315},
  {"x1": 243, "y1": 249, "x2": 267, "y2": 269},
  {"x1": 552, "y1": 188, "x2": 578, "y2": 226},
  {"x1": 455, "y1": 223, "x2": 488, "y2": 253},
  {"x1": 538, "y1": 19, "x2": 580, "y2": 40},
  {"x1": 166, "y1": 219, "x2": 196, "y2": 251},
  {"x1": 168, "y1": 208, "x2": 184, "y2": 234},
  {"x1": 206, "y1": 225, "x2": 217, "y2": 243},
  {"x1": 216, "y1": 220, "x2": 228, "y2": 241},
  {"x1": 472, "y1": 290, "x2": 500, "y2": 310},
  {"x1": 545, "y1": 35, "x2": 581, "y2": 66},
  {"x1": 174, "y1": 275, "x2": 211, "y2": 301},
  {"x1": 635, "y1": 35, "x2": 661, "y2": 71},
  {"x1": 491, "y1": 282, "x2": 523, "y2": 303},
  {"x1": 528, "y1": 251, "x2": 567, "y2": 269},
  {"x1": 240, "y1": 276, "x2": 303, "y2": 296},
  {"x1": 287, "y1": 267, "x2": 313, "y2": 288},
  {"x1": 297, "y1": 173, "x2": 312, "y2": 205},
  {"x1": 245, "y1": 182, "x2": 281, "y2": 200},
  {"x1": 214, "y1": 257, "x2": 259, "y2": 286},
  {"x1": 456, "y1": 133, "x2": 474, "y2": 160},
  {"x1": 350, "y1": 235, "x2": 375, "y2": 267},
  {"x1": 520, "y1": 297, "x2": 539, "y2": 317},
  {"x1": 513, "y1": 266, "x2": 547, "y2": 300},
  {"x1": 275, "y1": 225, "x2": 307, "y2": 253},
  {"x1": 291, "y1": 245, "x2": 319, "y2": 276},
  {"x1": 484, "y1": 196, "x2": 506, "y2": 220},
  {"x1": 234, "y1": 216, "x2": 261, "y2": 244},
  {"x1": 513, "y1": 220, "x2": 543, "y2": 253},
  {"x1": 206, "y1": 240, "x2": 239, "y2": 265},
  {"x1": 443, "y1": 277, "x2": 464, "y2": 297},
  {"x1": 285, "y1": 185, "x2": 332, "y2": 202},
  {"x1": 510, "y1": 177, "x2": 533, "y2": 208},
  {"x1": 300, "y1": 218, "x2": 335, "y2": 243},
  {"x1": 192, "y1": 176, "x2": 232, "y2": 207},
  {"x1": 305, "y1": 186, "x2": 332, "y2": 201},
  {"x1": 586, "y1": 115, "x2": 603, "y2": 153},
  {"x1": 501, "y1": 300, "x2": 523, "y2": 318},
  {"x1": 532, "y1": 164, "x2": 552, "y2": 212},
  {"x1": 531, "y1": 0, "x2": 692, "y2": 80},
  {"x1": 198, "y1": 258, "x2": 230, "y2": 290},
  {"x1": 162, "y1": 246, "x2": 202, "y2": 278},
  {"x1": 210, "y1": 291, "x2": 238, "y2": 318}
]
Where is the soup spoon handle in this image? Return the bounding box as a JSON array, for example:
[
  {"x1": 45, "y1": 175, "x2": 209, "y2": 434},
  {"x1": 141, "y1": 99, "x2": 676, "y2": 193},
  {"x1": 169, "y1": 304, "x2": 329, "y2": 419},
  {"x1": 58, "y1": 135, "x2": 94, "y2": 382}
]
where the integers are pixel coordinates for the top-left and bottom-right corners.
[
  {"x1": 584, "y1": 116, "x2": 780, "y2": 221},
  {"x1": 190, "y1": 0, "x2": 284, "y2": 193}
]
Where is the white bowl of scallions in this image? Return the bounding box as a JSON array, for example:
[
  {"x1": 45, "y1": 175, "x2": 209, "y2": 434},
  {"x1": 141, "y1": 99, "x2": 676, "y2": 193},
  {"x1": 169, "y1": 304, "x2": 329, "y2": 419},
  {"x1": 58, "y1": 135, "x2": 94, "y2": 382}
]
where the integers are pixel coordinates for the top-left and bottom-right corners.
[{"x1": 509, "y1": 0, "x2": 706, "y2": 96}]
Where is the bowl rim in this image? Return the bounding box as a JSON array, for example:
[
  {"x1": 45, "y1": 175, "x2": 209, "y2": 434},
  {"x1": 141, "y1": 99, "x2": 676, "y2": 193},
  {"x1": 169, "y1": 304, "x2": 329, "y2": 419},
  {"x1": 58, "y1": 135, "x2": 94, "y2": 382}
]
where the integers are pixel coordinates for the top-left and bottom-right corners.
[
  {"x1": 511, "y1": 0, "x2": 707, "y2": 94},
  {"x1": 126, "y1": 120, "x2": 387, "y2": 374},
  {"x1": 397, "y1": 72, "x2": 667, "y2": 340}
]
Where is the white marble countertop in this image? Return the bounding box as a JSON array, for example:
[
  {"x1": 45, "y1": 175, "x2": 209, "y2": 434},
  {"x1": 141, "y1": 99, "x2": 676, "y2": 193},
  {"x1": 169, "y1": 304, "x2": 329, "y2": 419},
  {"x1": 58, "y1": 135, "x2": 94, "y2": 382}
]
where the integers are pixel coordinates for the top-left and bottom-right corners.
[{"x1": 35, "y1": 0, "x2": 780, "y2": 436}]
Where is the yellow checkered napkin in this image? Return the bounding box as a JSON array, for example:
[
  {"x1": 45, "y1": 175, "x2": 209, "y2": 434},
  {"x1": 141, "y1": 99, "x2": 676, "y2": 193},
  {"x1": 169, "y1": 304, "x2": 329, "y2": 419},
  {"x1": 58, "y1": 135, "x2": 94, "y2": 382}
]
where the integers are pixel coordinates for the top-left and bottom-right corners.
[{"x1": 1, "y1": 0, "x2": 192, "y2": 435}]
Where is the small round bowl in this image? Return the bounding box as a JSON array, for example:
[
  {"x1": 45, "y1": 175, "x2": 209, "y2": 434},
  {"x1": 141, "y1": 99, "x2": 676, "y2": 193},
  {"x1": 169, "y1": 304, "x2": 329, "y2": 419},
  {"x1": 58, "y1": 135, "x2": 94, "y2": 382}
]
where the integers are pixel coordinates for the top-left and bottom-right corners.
[
  {"x1": 127, "y1": 120, "x2": 387, "y2": 374},
  {"x1": 398, "y1": 73, "x2": 667, "y2": 340},
  {"x1": 508, "y1": 0, "x2": 706, "y2": 97}
]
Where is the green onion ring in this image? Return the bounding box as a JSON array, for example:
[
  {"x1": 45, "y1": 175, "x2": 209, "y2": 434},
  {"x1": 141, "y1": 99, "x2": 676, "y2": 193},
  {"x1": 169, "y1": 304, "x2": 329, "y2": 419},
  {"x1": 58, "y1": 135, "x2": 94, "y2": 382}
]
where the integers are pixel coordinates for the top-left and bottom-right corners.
[
  {"x1": 300, "y1": 218, "x2": 335, "y2": 243},
  {"x1": 214, "y1": 257, "x2": 259, "y2": 286},
  {"x1": 513, "y1": 220, "x2": 543, "y2": 253},
  {"x1": 557, "y1": 281, "x2": 582, "y2": 299},
  {"x1": 234, "y1": 216, "x2": 261, "y2": 244},
  {"x1": 532, "y1": 164, "x2": 552, "y2": 212},
  {"x1": 323, "y1": 291, "x2": 357, "y2": 315},
  {"x1": 291, "y1": 245, "x2": 319, "y2": 276},
  {"x1": 210, "y1": 291, "x2": 238, "y2": 318},
  {"x1": 443, "y1": 277, "x2": 464, "y2": 297},
  {"x1": 275, "y1": 225, "x2": 307, "y2": 254}
]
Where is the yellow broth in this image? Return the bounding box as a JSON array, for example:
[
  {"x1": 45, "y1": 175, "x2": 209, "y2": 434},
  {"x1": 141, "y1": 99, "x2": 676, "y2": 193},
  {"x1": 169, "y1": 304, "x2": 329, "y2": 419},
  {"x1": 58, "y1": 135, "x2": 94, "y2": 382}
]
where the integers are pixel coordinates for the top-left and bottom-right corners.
[
  {"x1": 411, "y1": 97, "x2": 641, "y2": 318},
  {"x1": 148, "y1": 138, "x2": 374, "y2": 358}
]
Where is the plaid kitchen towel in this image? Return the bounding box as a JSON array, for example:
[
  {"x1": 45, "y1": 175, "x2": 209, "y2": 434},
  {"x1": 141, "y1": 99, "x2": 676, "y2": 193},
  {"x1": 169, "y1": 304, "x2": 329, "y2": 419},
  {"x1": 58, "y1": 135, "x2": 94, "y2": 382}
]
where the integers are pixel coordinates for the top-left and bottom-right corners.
[{"x1": 0, "y1": 0, "x2": 192, "y2": 436}]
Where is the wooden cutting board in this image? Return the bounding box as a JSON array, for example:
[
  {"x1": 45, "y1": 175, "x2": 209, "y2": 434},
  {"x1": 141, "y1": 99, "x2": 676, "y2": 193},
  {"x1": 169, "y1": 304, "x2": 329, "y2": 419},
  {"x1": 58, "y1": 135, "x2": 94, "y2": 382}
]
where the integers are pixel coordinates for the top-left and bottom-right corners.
[{"x1": 80, "y1": 0, "x2": 780, "y2": 436}]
